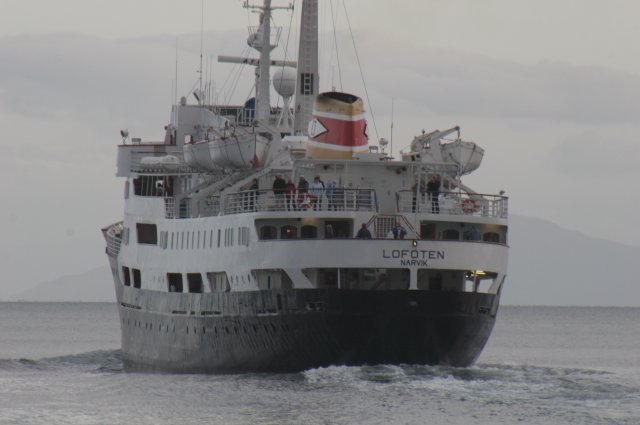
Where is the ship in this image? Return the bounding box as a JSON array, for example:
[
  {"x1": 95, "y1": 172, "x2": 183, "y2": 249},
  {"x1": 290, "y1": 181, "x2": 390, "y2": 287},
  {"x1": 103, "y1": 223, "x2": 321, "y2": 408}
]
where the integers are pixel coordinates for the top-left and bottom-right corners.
[{"x1": 102, "y1": 0, "x2": 508, "y2": 373}]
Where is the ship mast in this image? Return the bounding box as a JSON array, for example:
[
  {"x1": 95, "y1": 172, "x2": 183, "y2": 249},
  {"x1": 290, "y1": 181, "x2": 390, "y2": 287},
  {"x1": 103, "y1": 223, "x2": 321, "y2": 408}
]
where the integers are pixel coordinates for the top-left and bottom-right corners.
[
  {"x1": 293, "y1": 0, "x2": 319, "y2": 135},
  {"x1": 219, "y1": 1, "x2": 294, "y2": 124},
  {"x1": 254, "y1": 0, "x2": 272, "y2": 121}
]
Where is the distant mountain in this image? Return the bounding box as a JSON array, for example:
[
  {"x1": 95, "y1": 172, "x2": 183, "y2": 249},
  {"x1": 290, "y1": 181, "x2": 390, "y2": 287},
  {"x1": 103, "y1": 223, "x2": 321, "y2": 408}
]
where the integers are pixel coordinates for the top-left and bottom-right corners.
[
  {"x1": 11, "y1": 215, "x2": 640, "y2": 306},
  {"x1": 12, "y1": 267, "x2": 114, "y2": 302},
  {"x1": 505, "y1": 215, "x2": 639, "y2": 306}
]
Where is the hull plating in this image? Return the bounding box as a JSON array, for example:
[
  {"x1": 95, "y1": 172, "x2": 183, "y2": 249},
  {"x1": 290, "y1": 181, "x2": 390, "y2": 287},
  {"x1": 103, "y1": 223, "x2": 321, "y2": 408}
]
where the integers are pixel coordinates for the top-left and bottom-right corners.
[{"x1": 115, "y1": 285, "x2": 499, "y2": 373}]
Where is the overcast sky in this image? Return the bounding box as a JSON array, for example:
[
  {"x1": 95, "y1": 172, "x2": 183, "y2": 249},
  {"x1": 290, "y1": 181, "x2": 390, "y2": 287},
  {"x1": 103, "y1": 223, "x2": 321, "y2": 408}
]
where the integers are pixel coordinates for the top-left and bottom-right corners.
[{"x1": 1, "y1": 0, "x2": 639, "y2": 299}]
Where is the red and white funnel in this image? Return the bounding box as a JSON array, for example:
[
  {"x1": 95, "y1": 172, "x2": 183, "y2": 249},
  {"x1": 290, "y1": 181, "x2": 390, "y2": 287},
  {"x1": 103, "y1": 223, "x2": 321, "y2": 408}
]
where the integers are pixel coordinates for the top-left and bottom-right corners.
[{"x1": 305, "y1": 92, "x2": 369, "y2": 160}]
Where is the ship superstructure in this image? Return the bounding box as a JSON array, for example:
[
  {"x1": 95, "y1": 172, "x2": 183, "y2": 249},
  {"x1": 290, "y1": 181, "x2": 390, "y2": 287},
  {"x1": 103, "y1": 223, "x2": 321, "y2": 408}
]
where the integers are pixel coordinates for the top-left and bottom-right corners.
[{"x1": 103, "y1": 0, "x2": 508, "y2": 373}]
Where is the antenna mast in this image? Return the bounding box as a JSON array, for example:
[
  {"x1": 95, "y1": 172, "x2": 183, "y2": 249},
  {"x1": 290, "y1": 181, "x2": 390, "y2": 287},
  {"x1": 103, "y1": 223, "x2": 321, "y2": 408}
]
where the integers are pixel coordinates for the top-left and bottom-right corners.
[{"x1": 293, "y1": 0, "x2": 319, "y2": 135}]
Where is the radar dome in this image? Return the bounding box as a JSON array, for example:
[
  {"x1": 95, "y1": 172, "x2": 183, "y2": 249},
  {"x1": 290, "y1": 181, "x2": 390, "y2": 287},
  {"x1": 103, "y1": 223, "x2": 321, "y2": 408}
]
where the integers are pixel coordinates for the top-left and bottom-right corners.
[{"x1": 273, "y1": 67, "x2": 296, "y2": 97}]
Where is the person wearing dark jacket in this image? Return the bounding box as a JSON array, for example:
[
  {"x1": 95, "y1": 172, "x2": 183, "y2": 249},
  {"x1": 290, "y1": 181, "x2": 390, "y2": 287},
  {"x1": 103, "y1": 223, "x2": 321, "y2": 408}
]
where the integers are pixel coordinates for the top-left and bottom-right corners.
[
  {"x1": 272, "y1": 175, "x2": 286, "y2": 209},
  {"x1": 356, "y1": 223, "x2": 372, "y2": 239},
  {"x1": 426, "y1": 175, "x2": 441, "y2": 214}
]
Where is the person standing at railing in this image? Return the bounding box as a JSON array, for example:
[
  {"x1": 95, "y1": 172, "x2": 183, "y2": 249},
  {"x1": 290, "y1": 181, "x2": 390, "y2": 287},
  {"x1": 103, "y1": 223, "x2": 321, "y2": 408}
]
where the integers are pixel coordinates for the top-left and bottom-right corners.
[
  {"x1": 427, "y1": 175, "x2": 441, "y2": 214},
  {"x1": 247, "y1": 178, "x2": 259, "y2": 212},
  {"x1": 272, "y1": 175, "x2": 286, "y2": 210},
  {"x1": 310, "y1": 176, "x2": 325, "y2": 211},
  {"x1": 286, "y1": 178, "x2": 296, "y2": 211},
  {"x1": 392, "y1": 222, "x2": 407, "y2": 239},
  {"x1": 326, "y1": 180, "x2": 336, "y2": 211}
]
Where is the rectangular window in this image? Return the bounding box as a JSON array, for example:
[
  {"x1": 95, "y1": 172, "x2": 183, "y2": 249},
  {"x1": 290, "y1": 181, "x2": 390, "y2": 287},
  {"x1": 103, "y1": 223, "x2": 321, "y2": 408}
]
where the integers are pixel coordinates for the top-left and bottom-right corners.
[
  {"x1": 122, "y1": 266, "x2": 131, "y2": 286},
  {"x1": 132, "y1": 269, "x2": 141, "y2": 289},
  {"x1": 217, "y1": 229, "x2": 221, "y2": 247},
  {"x1": 187, "y1": 273, "x2": 203, "y2": 293},
  {"x1": 136, "y1": 223, "x2": 158, "y2": 245},
  {"x1": 300, "y1": 72, "x2": 314, "y2": 95},
  {"x1": 167, "y1": 273, "x2": 183, "y2": 292},
  {"x1": 159, "y1": 231, "x2": 168, "y2": 249},
  {"x1": 206, "y1": 272, "x2": 230, "y2": 292}
]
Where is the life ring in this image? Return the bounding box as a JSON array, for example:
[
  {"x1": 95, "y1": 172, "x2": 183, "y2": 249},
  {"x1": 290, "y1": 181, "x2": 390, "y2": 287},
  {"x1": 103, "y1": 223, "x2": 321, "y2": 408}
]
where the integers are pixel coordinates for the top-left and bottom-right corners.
[
  {"x1": 461, "y1": 199, "x2": 478, "y2": 214},
  {"x1": 298, "y1": 194, "x2": 313, "y2": 209}
]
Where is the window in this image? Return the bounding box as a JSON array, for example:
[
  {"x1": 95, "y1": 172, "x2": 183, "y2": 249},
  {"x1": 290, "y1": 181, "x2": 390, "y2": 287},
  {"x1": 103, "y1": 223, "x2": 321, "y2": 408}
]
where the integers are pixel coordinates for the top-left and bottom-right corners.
[
  {"x1": 122, "y1": 266, "x2": 131, "y2": 286},
  {"x1": 159, "y1": 231, "x2": 168, "y2": 249},
  {"x1": 136, "y1": 223, "x2": 158, "y2": 245},
  {"x1": 420, "y1": 222, "x2": 436, "y2": 240},
  {"x1": 206, "y1": 272, "x2": 230, "y2": 292},
  {"x1": 224, "y1": 228, "x2": 235, "y2": 246},
  {"x1": 167, "y1": 273, "x2": 183, "y2": 292},
  {"x1": 132, "y1": 175, "x2": 170, "y2": 197},
  {"x1": 483, "y1": 232, "x2": 500, "y2": 243},
  {"x1": 238, "y1": 227, "x2": 250, "y2": 246},
  {"x1": 442, "y1": 229, "x2": 460, "y2": 240},
  {"x1": 132, "y1": 269, "x2": 141, "y2": 289},
  {"x1": 324, "y1": 220, "x2": 350, "y2": 238},
  {"x1": 280, "y1": 225, "x2": 297, "y2": 239},
  {"x1": 301, "y1": 225, "x2": 317, "y2": 239},
  {"x1": 300, "y1": 72, "x2": 314, "y2": 95},
  {"x1": 260, "y1": 226, "x2": 277, "y2": 240},
  {"x1": 187, "y1": 273, "x2": 203, "y2": 293}
]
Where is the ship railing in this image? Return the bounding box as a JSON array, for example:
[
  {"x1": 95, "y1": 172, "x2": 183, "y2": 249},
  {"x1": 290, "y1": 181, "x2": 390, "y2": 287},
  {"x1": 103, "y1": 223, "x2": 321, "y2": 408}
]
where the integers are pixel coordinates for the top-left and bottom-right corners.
[
  {"x1": 222, "y1": 188, "x2": 378, "y2": 215},
  {"x1": 397, "y1": 190, "x2": 508, "y2": 218},
  {"x1": 129, "y1": 149, "x2": 197, "y2": 174},
  {"x1": 102, "y1": 221, "x2": 124, "y2": 257},
  {"x1": 164, "y1": 196, "x2": 196, "y2": 219}
]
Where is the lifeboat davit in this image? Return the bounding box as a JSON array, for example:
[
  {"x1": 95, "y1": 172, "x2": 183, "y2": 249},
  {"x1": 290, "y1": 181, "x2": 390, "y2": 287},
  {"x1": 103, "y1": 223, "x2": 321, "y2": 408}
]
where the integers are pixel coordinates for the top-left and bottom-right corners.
[{"x1": 305, "y1": 92, "x2": 369, "y2": 160}]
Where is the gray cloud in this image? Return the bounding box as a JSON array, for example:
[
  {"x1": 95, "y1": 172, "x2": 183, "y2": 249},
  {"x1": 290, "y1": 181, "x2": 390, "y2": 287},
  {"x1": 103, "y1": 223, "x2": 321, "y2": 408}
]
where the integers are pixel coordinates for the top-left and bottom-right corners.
[{"x1": 348, "y1": 34, "x2": 640, "y2": 126}]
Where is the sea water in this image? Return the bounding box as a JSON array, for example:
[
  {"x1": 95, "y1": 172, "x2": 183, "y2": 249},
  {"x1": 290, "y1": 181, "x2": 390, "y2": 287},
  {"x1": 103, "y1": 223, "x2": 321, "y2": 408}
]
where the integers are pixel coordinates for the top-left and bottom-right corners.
[{"x1": 0, "y1": 303, "x2": 638, "y2": 425}]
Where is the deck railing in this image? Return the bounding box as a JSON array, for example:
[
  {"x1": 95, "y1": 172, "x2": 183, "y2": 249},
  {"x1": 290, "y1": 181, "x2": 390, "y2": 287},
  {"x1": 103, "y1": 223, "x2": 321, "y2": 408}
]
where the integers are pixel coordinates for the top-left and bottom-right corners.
[
  {"x1": 163, "y1": 188, "x2": 507, "y2": 219},
  {"x1": 397, "y1": 190, "x2": 508, "y2": 218},
  {"x1": 223, "y1": 188, "x2": 377, "y2": 215},
  {"x1": 103, "y1": 222, "x2": 124, "y2": 257}
]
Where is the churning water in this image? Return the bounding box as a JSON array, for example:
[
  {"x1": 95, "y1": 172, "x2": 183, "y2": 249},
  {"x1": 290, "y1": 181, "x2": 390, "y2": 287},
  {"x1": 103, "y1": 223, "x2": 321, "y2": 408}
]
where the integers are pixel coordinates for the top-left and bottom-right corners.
[{"x1": 0, "y1": 303, "x2": 638, "y2": 424}]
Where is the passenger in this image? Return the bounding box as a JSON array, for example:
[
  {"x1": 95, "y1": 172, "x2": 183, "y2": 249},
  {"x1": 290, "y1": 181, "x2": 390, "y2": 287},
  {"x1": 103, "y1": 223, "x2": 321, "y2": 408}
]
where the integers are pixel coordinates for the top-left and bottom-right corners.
[
  {"x1": 325, "y1": 224, "x2": 335, "y2": 239},
  {"x1": 285, "y1": 178, "x2": 296, "y2": 211},
  {"x1": 468, "y1": 226, "x2": 481, "y2": 240},
  {"x1": 332, "y1": 183, "x2": 344, "y2": 211},
  {"x1": 309, "y1": 176, "x2": 325, "y2": 210},
  {"x1": 356, "y1": 223, "x2": 372, "y2": 239},
  {"x1": 392, "y1": 222, "x2": 407, "y2": 239},
  {"x1": 326, "y1": 181, "x2": 336, "y2": 211},
  {"x1": 426, "y1": 175, "x2": 441, "y2": 214},
  {"x1": 248, "y1": 178, "x2": 259, "y2": 211},
  {"x1": 272, "y1": 175, "x2": 286, "y2": 210},
  {"x1": 297, "y1": 176, "x2": 309, "y2": 193}
]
